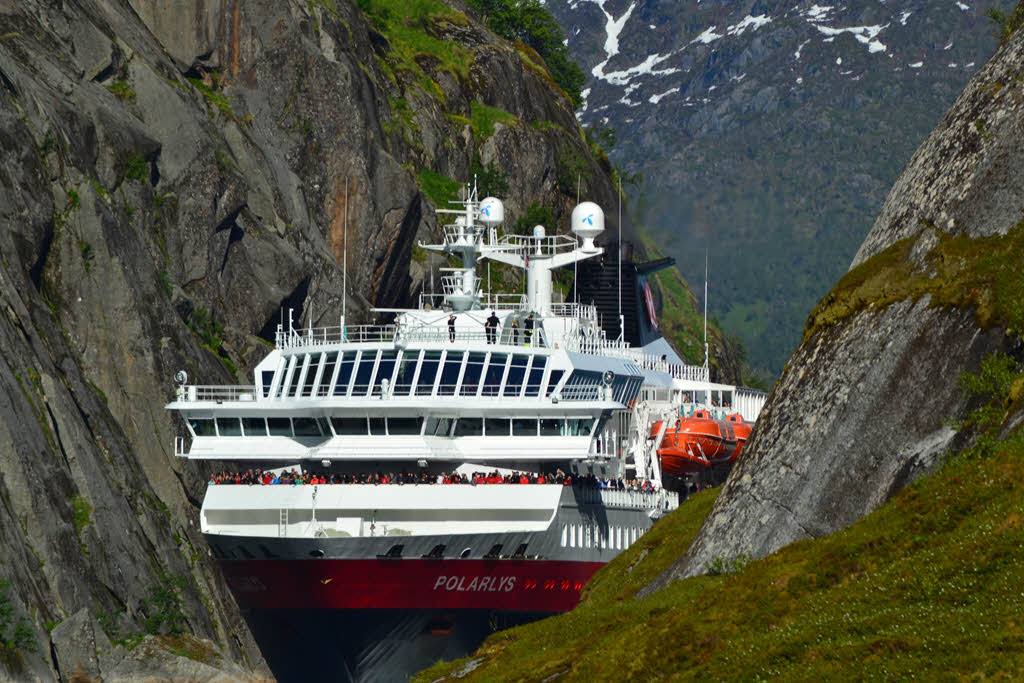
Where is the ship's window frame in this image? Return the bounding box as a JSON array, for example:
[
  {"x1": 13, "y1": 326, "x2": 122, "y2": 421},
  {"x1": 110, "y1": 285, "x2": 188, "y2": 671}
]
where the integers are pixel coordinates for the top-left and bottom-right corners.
[
  {"x1": 387, "y1": 416, "x2": 424, "y2": 435},
  {"x1": 293, "y1": 417, "x2": 322, "y2": 437},
  {"x1": 484, "y1": 418, "x2": 511, "y2": 437},
  {"x1": 459, "y1": 352, "x2": 487, "y2": 397},
  {"x1": 524, "y1": 355, "x2": 547, "y2": 397},
  {"x1": 278, "y1": 355, "x2": 297, "y2": 398},
  {"x1": 371, "y1": 350, "x2": 399, "y2": 396},
  {"x1": 260, "y1": 370, "x2": 275, "y2": 399},
  {"x1": 416, "y1": 350, "x2": 442, "y2": 397},
  {"x1": 437, "y1": 351, "x2": 464, "y2": 396},
  {"x1": 289, "y1": 354, "x2": 310, "y2": 398},
  {"x1": 482, "y1": 352, "x2": 508, "y2": 397},
  {"x1": 394, "y1": 349, "x2": 420, "y2": 396},
  {"x1": 503, "y1": 355, "x2": 530, "y2": 397},
  {"x1": 545, "y1": 369, "x2": 565, "y2": 397},
  {"x1": 453, "y1": 417, "x2": 483, "y2": 437},
  {"x1": 242, "y1": 417, "x2": 267, "y2": 437},
  {"x1": 331, "y1": 417, "x2": 368, "y2": 436},
  {"x1": 425, "y1": 417, "x2": 455, "y2": 437},
  {"x1": 267, "y1": 417, "x2": 293, "y2": 436},
  {"x1": 267, "y1": 356, "x2": 287, "y2": 398},
  {"x1": 215, "y1": 417, "x2": 242, "y2": 436},
  {"x1": 301, "y1": 352, "x2": 323, "y2": 397},
  {"x1": 511, "y1": 418, "x2": 538, "y2": 437},
  {"x1": 368, "y1": 417, "x2": 387, "y2": 436},
  {"x1": 539, "y1": 418, "x2": 562, "y2": 437},
  {"x1": 352, "y1": 350, "x2": 380, "y2": 397},
  {"x1": 565, "y1": 417, "x2": 594, "y2": 436},
  {"x1": 188, "y1": 417, "x2": 215, "y2": 437},
  {"x1": 316, "y1": 352, "x2": 338, "y2": 398},
  {"x1": 333, "y1": 351, "x2": 356, "y2": 396}
]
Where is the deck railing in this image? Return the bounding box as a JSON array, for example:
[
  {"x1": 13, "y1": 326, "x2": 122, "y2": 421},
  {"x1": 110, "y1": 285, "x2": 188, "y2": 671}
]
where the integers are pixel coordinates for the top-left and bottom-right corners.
[
  {"x1": 176, "y1": 385, "x2": 257, "y2": 402},
  {"x1": 574, "y1": 487, "x2": 679, "y2": 511},
  {"x1": 275, "y1": 323, "x2": 551, "y2": 350},
  {"x1": 176, "y1": 383, "x2": 602, "y2": 404}
]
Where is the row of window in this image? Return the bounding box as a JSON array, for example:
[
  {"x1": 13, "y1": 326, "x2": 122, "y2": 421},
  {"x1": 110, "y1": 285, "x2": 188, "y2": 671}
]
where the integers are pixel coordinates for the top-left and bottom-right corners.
[
  {"x1": 265, "y1": 350, "x2": 564, "y2": 401},
  {"x1": 560, "y1": 523, "x2": 645, "y2": 550},
  {"x1": 188, "y1": 415, "x2": 596, "y2": 438}
]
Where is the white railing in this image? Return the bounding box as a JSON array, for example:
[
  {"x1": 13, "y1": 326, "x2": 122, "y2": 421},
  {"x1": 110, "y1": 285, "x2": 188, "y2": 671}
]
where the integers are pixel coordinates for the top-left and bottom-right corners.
[
  {"x1": 574, "y1": 487, "x2": 677, "y2": 511},
  {"x1": 490, "y1": 232, "x2": 578, "y2": 257},
  {"x1": 275, "y1": 322, "x2": 552, "y2": 350},
  {"x1": 176, "y1": 385, "x2": 257, "y2": 402},
  {"x1": 418, "y1": 293, "x2": 527, "y2": 311},
  {"x1": 548, "y1": 303, "x2": 598, "y2": 321},
  {"x1": 556, "y1": 385, "x2": 602, "y2": 401},
  {"x1": 563, "y1": 333, "x2": 710, "y2": 383}
]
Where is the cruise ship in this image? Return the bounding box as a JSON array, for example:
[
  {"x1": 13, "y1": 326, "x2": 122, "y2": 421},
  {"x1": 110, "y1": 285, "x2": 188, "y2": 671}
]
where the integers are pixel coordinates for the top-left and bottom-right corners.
[{"x1": 167, "y1": 185, "x2": 765, "y2": 674}]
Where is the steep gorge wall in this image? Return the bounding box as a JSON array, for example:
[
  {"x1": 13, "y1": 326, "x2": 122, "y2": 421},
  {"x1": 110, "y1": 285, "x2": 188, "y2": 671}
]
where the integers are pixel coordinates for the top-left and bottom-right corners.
[
  {"x1": 650, "y1": 25, "x2": 1024, "y2": 584},
  {"x1": 0, "y1": 0, "x2": 616, "y2": 678}
]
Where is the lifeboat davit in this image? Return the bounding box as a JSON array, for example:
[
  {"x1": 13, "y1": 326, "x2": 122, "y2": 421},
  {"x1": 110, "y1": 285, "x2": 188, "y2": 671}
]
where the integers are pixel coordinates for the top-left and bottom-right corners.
[{"x1": 657, "y1": 410, "x2": 752, "y2": 475}]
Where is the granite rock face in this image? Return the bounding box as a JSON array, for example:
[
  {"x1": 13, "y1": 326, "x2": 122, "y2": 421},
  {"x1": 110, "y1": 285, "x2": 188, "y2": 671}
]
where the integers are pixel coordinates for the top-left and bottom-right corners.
[
  {"x1": 0, "y1": 0, "x2": 615, "y2": 678},
  {"x1": 650, "y1": 28, "x2": 1024, "y2": 584}
]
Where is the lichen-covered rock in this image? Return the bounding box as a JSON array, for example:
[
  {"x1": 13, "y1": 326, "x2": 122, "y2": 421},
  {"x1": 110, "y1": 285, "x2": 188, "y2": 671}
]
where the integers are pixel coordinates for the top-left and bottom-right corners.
[
  {"x1": 649, "y1": 27, "x2": 1024, "y2": 585},
  {"x1": 0, "y1": 0, "x2": 617, "y2": 679}
]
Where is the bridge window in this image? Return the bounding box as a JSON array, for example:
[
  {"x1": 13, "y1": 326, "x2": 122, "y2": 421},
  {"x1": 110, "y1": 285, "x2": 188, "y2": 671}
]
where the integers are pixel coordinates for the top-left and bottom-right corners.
[
  {"x1": 545, "y1": 369, "x2": 564, "y2": 397},
  {"x1": 459, "y1": 352, "x2": 487, "y2": 397},
  {"x1": 539, "y1": 419, "x2": 562, "y2": 437},
  {"x1": 484, "y1": 544, "x2": 502, "y2": 559},
  {"x1": 318, "y1": 352, "x2": 338, "y2": 397},
  {"x1": 482, "y1": 353, "x2": 507, "y2": 396},
  {"x1": 288, "y1": 355, "x2": 307, "y2": 397},
  {"x1": 242, "y1": 418, "x2": 267, "y2": 437},
  {"x1": 416, "y1": 351, "x2": 442, "y2": 396},
  {"x1": 352, "y1": 350, "x2": 379, "y2": 396},
  {"x1": 387, "y1": 417, "x2": 423, "y2": 435},
  {"x1": 260, "y1": 370, "x2": 275, "y2": 398},
  {"x1": 216, "y1": 417, "x2": 242, "y2": 436},
  {"x1": 394, "y1": 350, "x2": 419, "y2": 395},
  {"x1": 267, "y1": 417, "x2": 292, "y2": 436},
  {"x1": 369, "y1": 417, "x2": 387, "y2": 436},
  {"x1": 333, "y1": 352, "x2": 355, "y2": 396},
  {"x1": 372, "y1": 351, "x2": 398, "y2": 396},
  {"x1": 331, "y1": 417, "x2": 367, "y2": 435},
  {"x1": 512, "y1": 418, "x2": 537, "y2": 436},
  {"x1": 426, "y1": 417, "x2": 455, "y2": 437},
  {"x1": 423, "y1": 544, "x2": 445, "y2": 559},
  {"x1": 453, "y1": 418, "x2": 483, "y2": 437},
  {"x1": 524, "y1": 356, "x2": 547, "y2": 397},
  {"x1": 301, "y1": 353, "x2": 322, "y2": 397},
  {"x1": 437, "y1": 351, "x2": 463, "y2": 396},
  {"x1": 503, "y1": 355, "x2": 529, "y2": 397},
  {"x1": 485, "y1": 418, "x2": 510, "y2": 437},
  {"x1": 188, "y1": 418, "x2": 214, "y2": 436},
  {"x1": 565, "y1": 418, "x2": 594, "y2": 436},
  {"x1": 293, "y1": 418, "x2": 321, "y2": 437}
]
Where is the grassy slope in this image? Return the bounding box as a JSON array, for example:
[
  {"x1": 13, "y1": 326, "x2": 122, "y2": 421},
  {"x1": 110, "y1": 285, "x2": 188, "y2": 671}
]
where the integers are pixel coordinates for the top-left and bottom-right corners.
[{"x1": 419, "y1": 424, "x2": 1024, "y2": 681}]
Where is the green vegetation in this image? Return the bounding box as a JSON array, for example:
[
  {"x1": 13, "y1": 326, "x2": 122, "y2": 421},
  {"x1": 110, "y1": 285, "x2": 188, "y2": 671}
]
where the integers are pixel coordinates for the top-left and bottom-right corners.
[
  {"x1": 469, "y1": 101, "x2": 517, "y2": 139},
  {"x1": 470, "y1": 157, "x2": 509, "y2": 198},
  {"x1": 158, "y1": 634, "x2": 219, "y2": 665},
  {"x1": 186, "y1": 75, "x2": 234, "y2": 119},
  {"x1": 987, "y1": 2, "x2": 1024, "y2": 46},
  {"x1": 89, "y1": 177, "x2": 110, "y2": 203},
  {"x1": 106, "y1": 79, "x2": 136, "y2": 102},
  {"x1": 417, "y1": 168, "x2": 461, "y2": 207},
  {"x1": 0, "y1": 580, "x2": 37, "y2": 656},
  {"x1": 186, "y1": 306, "x2": 238, "y2": 376},
  {"x1": 70, "y1": 494, "x2": 92, "y2": 537},
  {"x1": 805, "y1": 220, "x2": 1024, "y2": 343},
  {"x1": 356, "y1": 0, "x2": 472, "y2": 98},
  {"x1": 420, "y1": 355, "x2": 1024, "y2": 681},
  {"x1": 465, "y1": 0, "x2": 585, "y2": 106},
  {"x1": 511, "y1": 202, "x2": 553, "y2": 235},
  {"x1": 77, "y1": 240, "x2": 95, "y2": 272},
  {"x1": 123, "y1": 153, "x2": 148, "y2": 183},
  {"x1": 142, "y1": 572, "x2": 188, "y2": 636}
]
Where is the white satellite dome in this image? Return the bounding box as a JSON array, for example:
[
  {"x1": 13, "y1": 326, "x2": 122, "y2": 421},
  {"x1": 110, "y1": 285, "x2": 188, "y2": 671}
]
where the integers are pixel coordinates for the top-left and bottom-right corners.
[
  {"x1": 532, "y1": 224, "x2": 546, "y2": 239},
  {"x1": 571, "y1": 201, "x2": 605, "y2": 251},
  {"x1": 479, "y1": 197, "x2": 504, "y2": 226}
]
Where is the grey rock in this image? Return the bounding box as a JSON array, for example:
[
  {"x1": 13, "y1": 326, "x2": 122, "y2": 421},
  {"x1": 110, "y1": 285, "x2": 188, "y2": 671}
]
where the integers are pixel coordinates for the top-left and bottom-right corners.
[
  {"x1": 51, "y1": 609, "x2": 103, "y2": 682},
  {"x1": 646, "y1": 27, "x2": 1024, "y2": 589}
]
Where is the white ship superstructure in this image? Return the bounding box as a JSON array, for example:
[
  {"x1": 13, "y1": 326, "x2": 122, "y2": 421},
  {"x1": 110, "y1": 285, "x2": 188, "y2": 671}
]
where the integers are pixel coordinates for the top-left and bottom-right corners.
[{"x1": 167, "y1": 184, "x2": 766, "y2": 613}]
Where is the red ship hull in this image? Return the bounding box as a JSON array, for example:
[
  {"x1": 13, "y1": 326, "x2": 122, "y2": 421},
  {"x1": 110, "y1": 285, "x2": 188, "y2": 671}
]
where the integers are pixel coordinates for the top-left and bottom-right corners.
[{"x1": 221, "y1": 558, "x2": 606, "y2": 612}]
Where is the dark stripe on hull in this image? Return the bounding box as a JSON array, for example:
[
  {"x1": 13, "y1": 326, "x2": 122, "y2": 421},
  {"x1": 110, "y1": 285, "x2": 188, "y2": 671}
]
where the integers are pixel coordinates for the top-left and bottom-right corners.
[{"x1": 221, "y1": 558, "x2": 605, "y2": 611}]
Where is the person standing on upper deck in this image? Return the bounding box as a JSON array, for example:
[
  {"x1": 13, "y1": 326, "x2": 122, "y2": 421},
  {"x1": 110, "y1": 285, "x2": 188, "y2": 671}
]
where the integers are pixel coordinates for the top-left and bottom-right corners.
[
  {"x1": 524, "y1": 313, "x2": 535, "y2": 345},
  {"x1": 448, "y1": 313, "x2": 456, "y2": 342},
  {"x1": 485, "y1": 310, "x2": 500, "y2": 344}
]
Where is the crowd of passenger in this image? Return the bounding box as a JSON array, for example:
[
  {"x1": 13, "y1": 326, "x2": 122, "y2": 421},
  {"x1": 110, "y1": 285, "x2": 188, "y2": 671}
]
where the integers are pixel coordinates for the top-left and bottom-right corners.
[{"x1": 208, "y1": 468, "x2": 658, "y2": 491}]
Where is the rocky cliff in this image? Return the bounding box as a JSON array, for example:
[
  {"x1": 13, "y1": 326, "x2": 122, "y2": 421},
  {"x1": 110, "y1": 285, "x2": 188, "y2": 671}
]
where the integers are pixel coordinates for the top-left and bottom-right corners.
[
  {"x1": 0, "y1": 0, "x2": 620, "y2": 678},
  {"x1": 654, "y1": 19, "x2": 1024, "y2": 583}
]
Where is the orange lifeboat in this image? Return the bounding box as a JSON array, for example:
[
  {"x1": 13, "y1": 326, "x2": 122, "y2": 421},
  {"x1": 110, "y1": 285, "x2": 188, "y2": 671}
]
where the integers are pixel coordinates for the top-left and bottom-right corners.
[{"x1": 657, "y1": 410, "x2": 752, "y2": 475}]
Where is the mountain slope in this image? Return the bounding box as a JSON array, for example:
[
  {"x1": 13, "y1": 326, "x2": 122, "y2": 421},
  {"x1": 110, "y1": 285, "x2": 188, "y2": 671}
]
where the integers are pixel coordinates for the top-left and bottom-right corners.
[
  {"x1": 0, "y1": 0, "x2": 622, "y2": 678},
  {"x1": 547, "y1": 0, "x2": 1011, "y2": 373}
]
